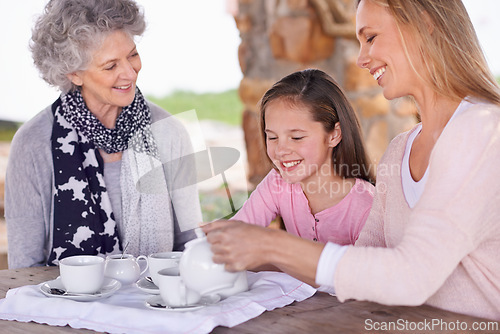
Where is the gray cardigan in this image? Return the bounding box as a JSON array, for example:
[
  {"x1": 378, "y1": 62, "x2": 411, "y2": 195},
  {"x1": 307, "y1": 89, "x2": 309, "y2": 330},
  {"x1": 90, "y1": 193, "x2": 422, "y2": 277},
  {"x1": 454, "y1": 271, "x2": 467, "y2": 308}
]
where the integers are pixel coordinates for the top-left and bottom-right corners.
[{"x1": 5, "y1": 101, "x2": 200, "y2": 268}]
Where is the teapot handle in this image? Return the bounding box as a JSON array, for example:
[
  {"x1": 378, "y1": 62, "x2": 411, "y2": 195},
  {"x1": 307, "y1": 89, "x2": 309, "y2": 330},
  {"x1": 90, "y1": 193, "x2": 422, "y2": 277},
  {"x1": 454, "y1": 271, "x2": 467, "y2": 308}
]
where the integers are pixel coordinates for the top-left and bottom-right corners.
[{"x1": 136, "y1": 255, "x2": 149, "y2": 276}]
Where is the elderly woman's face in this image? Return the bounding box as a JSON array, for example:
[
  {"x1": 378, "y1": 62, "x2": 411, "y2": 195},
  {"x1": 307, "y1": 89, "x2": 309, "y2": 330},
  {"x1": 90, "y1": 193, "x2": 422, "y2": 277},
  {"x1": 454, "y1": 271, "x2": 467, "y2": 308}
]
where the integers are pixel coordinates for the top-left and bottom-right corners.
[{"x1": 68, "y1": 30, "x2": 141, "y2": 112}]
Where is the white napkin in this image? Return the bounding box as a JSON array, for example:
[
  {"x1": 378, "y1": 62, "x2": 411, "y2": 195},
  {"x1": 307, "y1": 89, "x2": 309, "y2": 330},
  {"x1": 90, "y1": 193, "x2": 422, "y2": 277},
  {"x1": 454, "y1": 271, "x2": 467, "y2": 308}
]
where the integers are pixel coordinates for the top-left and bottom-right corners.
[{"x1": 0, "y1": 271, "x2": 316, "y2": 334}]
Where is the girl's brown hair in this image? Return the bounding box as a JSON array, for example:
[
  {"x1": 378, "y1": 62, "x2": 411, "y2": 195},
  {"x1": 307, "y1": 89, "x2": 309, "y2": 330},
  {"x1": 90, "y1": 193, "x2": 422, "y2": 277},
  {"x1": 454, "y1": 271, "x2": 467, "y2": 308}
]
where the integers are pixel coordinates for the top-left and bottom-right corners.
[{"x1": 259, "y1": 69, "x2": 375, "y2": 184}]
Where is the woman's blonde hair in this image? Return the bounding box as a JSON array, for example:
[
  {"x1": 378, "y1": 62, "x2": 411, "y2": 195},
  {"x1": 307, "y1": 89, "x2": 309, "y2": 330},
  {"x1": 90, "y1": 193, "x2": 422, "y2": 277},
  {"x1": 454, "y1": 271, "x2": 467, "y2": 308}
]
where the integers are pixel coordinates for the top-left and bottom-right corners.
[{"x1": 359, "y1": 0, "x2": 500, "y2": 105}]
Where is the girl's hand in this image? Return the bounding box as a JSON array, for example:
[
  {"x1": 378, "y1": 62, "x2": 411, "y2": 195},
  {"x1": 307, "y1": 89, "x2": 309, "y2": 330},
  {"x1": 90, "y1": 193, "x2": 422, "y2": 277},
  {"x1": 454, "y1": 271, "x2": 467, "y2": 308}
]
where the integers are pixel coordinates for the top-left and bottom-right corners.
[{"x1": 201, "y1": 220, "x2": 275, "y2": 272}]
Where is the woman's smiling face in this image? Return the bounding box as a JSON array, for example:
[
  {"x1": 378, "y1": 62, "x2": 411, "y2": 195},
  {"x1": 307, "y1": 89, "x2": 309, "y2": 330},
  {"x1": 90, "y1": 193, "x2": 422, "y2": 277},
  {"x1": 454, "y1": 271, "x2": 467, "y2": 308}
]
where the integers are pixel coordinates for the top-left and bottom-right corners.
[
  {"x1": 355, "y1": 0, "x2": 424, "y2": 100},
  {"x1": 264, "y1": 98, "x2": 339, "y2": 185},
  {"x1": 68, "y1": 30, "x2": 141, "y2": 113}
]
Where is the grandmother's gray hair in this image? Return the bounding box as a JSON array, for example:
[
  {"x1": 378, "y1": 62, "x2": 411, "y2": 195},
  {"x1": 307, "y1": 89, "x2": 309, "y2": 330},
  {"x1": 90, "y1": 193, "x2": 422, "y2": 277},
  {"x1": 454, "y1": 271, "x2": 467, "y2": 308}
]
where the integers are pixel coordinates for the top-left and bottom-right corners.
[{"x1": 30, "y1": 0, "x2": 146, "y2": 93}]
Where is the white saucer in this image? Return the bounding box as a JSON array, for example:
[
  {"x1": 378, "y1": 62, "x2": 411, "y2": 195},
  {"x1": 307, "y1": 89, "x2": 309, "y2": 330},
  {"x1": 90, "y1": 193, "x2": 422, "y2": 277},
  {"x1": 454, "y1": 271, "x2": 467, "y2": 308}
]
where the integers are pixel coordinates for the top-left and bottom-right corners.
[
  {"x1": 136, "y1": 277, "x2": 160, "y2": 294},
  {"x1": 145, "y1": 294, "x2": 220, "y2": 312},
  {"x1": 40, "y1": 277, "x2": 121, "y2": 302}
]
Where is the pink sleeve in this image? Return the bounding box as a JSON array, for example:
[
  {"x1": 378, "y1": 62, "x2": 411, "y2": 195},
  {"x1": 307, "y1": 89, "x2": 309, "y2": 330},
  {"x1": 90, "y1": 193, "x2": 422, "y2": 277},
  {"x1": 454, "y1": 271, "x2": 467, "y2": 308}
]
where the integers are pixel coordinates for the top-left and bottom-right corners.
[
  {"x1": 352, "y1": 202, "x2": 373, "y2": 243},
  {"x1": 231, "y1": 170, "x2": 280, "y2": 227},
  {"x1": 354, "y1": 188, "x2": 386, "y2": 246},
  {"x1": 347, "y1": 180, "x2": 375, "y2": 244}
]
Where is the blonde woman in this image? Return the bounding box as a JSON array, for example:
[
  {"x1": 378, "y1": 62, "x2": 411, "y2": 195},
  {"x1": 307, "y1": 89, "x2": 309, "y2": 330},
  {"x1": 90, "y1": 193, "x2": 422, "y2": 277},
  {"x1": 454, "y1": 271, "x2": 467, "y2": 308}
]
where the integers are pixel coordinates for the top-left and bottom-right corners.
[{"x1": 203, "y1": 0, "x2": 500, "y2": 320}]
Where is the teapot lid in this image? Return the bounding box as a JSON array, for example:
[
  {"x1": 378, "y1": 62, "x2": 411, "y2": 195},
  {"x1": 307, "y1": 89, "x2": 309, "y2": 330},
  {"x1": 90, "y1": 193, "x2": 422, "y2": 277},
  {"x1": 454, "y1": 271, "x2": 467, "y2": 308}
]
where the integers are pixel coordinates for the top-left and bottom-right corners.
[
  {"x1": 194, "y1": 227, "x2": 205, "y2": 239},
  {"x1": 183, "y1": 227, "x2": 208, "y2": 249},
  {"x1": 184, "y1": 235, "x2": 207, "y2": 249}
]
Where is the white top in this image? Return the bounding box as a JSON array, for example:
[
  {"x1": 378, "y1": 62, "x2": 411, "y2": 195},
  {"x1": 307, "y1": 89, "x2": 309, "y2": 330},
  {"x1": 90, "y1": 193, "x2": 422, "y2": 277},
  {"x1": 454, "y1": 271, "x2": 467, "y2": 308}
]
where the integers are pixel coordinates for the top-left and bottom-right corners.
[{"x1": 401, "y1": 124, "x2": 427, "y2": 208}]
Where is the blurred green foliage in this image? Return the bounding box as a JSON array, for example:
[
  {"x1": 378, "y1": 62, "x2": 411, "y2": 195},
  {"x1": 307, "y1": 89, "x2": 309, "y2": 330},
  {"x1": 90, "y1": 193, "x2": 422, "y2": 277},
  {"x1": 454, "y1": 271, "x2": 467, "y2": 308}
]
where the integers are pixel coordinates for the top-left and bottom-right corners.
[
  {"x1": 0, "y1": 129, "x2": 18, "y2": 142},
  {"x1": 0, "y1": 121, "x2": 20, "y2": 142},
  {"x1": 147, "y1": 89, "x2": 243, "y2": 126},
  {"x1": 199, "y1": 189, "x2": 249, "y2": 222}
]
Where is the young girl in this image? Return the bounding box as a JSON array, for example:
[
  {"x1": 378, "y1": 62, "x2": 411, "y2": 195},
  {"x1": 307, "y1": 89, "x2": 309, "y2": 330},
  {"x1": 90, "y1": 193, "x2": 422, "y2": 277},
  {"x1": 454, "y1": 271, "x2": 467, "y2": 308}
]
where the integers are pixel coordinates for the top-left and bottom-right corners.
[{"x1": 232, "y1": 69, "x2": 375, "y2": 246}]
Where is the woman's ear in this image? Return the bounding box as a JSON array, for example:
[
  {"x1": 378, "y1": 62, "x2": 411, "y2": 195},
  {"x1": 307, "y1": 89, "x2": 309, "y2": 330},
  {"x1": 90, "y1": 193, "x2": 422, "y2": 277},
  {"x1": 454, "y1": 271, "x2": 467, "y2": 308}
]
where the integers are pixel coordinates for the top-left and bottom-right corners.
[
  {"x1": 67, "y1": 72, "x2": 83, "y2": 86},
  {"x1": 328, "y1": 122, "x2": 342, "y2": 148}
]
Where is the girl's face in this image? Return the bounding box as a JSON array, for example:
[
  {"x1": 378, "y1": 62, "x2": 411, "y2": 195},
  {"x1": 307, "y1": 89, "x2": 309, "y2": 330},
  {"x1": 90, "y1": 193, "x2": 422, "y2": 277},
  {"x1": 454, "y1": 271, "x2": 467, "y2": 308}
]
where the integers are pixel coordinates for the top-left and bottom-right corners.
[
  {"x1": 68, "y1": 30, "x2": 141, "y2": 113},
  {"x1": 355, "y1": 0, "x2": 423, "y2": 100},
  {"x1": 264, "y1": 99, "x2": 340, "y2": 185}
]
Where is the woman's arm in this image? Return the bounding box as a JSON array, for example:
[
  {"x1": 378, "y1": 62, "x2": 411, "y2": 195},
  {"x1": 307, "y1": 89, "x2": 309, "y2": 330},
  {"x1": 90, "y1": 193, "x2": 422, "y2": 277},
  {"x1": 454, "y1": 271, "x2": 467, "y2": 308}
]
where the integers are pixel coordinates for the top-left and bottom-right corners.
[
  {"x1": 336, "y1": 107, "x2": 500, "y2": 305},
  {"x1": 5, "y1": 112, "x2": 53, "y2": 268},
  {"x1": 5, "y1": 147, "x2": 47, "y2": 268}
]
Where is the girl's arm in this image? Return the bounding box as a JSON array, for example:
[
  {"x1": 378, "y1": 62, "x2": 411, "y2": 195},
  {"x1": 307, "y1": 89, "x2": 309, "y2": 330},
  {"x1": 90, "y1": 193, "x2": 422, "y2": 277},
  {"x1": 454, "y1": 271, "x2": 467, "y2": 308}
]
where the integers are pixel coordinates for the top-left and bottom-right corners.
[{"x1": 202, "y1": 220, "x2": 324, "y2": 286}]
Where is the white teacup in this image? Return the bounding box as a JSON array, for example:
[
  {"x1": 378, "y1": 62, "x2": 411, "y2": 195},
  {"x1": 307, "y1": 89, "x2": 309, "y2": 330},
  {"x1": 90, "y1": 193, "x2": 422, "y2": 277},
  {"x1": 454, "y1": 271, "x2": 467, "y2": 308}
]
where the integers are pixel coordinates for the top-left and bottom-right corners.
[
  {"x1": 146, "y1": 251, "x2": 182, "y2": 286},
  {"x1": 104, "y1": 254, "x2": 148, "y2": 285},
  {"x1": 59, "y1": 255, "x2": 105, "y2": 294},
  {"x1": 157, "y1": 267, "x2": 201, "y2": 307}
]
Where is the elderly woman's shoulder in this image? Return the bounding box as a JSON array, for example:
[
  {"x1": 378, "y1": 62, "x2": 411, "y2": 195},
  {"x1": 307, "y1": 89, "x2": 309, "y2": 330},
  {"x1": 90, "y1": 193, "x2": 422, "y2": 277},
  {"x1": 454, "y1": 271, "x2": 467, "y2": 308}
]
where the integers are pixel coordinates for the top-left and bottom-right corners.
[
  {"x1": 148, "y1": 101, "x2": 172, "y2": 122},
  {"x1": 11, "y1": 105, "x2": 53, "y2": 148},
  {"x1": 148, "y1": 100, "x2": 190, "y2": 137}
]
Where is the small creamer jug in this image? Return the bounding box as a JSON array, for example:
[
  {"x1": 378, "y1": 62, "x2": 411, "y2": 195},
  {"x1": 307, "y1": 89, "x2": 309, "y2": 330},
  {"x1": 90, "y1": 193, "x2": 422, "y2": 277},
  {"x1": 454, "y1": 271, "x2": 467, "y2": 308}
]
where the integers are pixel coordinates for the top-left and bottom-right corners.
[{"x1": 104, "y1": 254, "x2": 148, "y2": 285}]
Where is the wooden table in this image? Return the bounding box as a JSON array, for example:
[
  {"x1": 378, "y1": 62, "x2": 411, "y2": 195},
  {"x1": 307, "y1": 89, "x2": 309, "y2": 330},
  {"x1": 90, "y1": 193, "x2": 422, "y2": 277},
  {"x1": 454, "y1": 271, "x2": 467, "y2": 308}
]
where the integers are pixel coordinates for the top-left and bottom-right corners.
[{"x1": 0, "y1": 267, "x2": 498, "y2": 333}]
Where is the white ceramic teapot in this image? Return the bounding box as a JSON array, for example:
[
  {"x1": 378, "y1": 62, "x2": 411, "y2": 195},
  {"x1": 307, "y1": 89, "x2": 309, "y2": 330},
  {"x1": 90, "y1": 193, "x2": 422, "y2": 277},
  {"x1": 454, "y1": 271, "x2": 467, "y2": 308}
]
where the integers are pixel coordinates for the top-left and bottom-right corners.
[{"x1": 179, "y1": 229, "x2": 248, "y2": 297}]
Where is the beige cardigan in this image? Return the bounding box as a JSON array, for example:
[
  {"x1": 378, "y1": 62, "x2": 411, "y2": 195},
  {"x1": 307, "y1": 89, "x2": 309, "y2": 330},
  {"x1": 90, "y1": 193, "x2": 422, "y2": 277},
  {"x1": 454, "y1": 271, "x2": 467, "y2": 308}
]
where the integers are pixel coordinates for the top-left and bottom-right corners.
[{"x1": 335, "y1": 102, "x2": 500, "y2": 320}]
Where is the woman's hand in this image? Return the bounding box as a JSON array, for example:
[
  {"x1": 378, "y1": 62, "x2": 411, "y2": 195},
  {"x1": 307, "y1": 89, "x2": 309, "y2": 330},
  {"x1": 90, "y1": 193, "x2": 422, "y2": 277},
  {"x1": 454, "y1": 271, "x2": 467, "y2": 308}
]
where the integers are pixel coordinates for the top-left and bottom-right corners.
[
  {"x1": 202, "y1": 220, "x2": 325, "y2": 286},
  {"x1": 201, "y1": 220, "x2": 274, "y2": 272}
]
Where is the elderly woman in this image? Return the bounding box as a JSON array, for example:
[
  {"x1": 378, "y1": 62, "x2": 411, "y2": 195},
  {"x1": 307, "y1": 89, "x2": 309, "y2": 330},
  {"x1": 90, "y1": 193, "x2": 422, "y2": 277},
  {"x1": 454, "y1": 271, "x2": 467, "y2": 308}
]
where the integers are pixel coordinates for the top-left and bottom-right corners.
[{"x1": 5, "y1": 0, "x2": 201, "y2": 268}]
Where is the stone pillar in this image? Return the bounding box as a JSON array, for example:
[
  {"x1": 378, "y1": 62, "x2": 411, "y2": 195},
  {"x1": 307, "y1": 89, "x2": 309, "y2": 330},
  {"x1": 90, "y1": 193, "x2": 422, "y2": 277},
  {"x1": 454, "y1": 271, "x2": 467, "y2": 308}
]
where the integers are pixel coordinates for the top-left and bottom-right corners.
[{"x1": 233, "y1": 0, "x2": 418, "y2": 187}]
